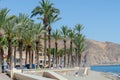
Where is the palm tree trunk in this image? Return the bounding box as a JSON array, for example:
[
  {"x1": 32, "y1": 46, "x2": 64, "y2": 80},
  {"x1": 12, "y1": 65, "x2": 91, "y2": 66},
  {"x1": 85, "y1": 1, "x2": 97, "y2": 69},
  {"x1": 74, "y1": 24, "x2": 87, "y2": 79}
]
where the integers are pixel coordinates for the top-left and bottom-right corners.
[
  {"x1": 28, "y1": 50, "x2": 30, "y2": 65},
  {"x1": 25, "y1": 47, "x2": 28, "y2": 65},
  {"x1": 14, "y1": 46, "x2": 16, "y2": 67},
  {"x1": 57, "y1": 56, "x2": 59, "y2": 65},
  {"x1": 77, "y1": 48, "x2": 80, "y2": 67},
  {"x1": 36, "y1": 41, "x2": 39, "y2": 69},
  {"x1": 76, "y1": 49, "x2": 78, "y2": 67},
  {"x1": 67, "y1": 52, "x2": 70, "y2": 68},
  {"x1": 8, "y1": 38, "x2": 13, "y2": 68},
  {"x1": 70, "y1": 40, "x2": 73, "y2": 67},
  {"x1": 28, "y1": 46, "x2": 32, "y2": 69},
  {"x1": 19, "y1": 40, "x2": 23, "y2": 70},
  {"x1": 43, "y1": 16, "x2": 48, "y2": 68},
  {"x1": 43, "y1": 34, "x2": 46, "y2": 68},
  {"x1": 0, "y1": 48, "x2": 4, "y2": 72},
  {"x1": 64, "y1": 40, "x2": 67, "y2": 68},
  {"x1": 48, "y1": 26, "x2": 51, "y2": 68},
  {"x1": 55, "y1": 42, "x2": 58, "y2": 67},
  {"x1": 78, "y1": 53, "x2": 82, "y2": 67},
  {"x1": 32, "y1": 51, "x2": 33, "y2": 64}
]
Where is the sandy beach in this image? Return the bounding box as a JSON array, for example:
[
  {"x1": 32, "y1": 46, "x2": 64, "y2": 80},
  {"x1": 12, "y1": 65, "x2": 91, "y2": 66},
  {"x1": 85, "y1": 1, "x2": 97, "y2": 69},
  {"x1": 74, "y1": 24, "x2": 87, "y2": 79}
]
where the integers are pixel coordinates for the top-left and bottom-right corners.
[
  {"x1": 56, "y1": 69, "x2": 119, "y2": 80},
  {"x1": 77, "y1": 70, "x2": 118, "y2": 80},
  {"x1": 67, "y1": 70, "x2": 119, "y2": 80}
]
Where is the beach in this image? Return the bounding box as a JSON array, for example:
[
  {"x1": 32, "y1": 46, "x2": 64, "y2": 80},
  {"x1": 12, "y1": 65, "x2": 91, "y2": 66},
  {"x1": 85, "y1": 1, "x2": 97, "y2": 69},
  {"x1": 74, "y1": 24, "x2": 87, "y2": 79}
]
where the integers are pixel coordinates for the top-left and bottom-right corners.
[
  {"x1": 66, "y1": 70, "x2": 119, "y2": 80},
  {"x1": 55, "y1": 68, "x2": 119, "y2": 80},
  {"x1": 78, "y1": 70, "x2": 118, "y2": 80}
]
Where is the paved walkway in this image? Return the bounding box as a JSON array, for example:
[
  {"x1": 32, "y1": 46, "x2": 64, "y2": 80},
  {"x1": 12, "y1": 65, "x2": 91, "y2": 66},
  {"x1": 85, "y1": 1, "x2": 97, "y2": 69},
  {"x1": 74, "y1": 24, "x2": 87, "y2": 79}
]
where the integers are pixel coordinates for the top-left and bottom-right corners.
[{"x1": 0, "y1": 73, "x2": 12, "y2": 80}]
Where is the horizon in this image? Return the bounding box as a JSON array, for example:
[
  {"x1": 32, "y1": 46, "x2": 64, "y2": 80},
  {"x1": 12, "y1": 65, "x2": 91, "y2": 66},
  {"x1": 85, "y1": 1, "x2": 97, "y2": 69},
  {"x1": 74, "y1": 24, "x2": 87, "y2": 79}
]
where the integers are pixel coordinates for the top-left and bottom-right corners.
[{"x1": 0, "y1": 0, "x2": 120, "y2": 44}]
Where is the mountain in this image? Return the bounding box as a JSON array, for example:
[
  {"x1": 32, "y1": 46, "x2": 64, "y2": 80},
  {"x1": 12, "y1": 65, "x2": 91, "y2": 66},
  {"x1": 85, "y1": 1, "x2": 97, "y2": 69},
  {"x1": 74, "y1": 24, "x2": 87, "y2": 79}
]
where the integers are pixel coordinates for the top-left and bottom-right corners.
[
  {"x1": 82, "y1": 39, "x2": 120, "y2": 66},
  {"x1": 41, "y1": 38, "x2": 120, "y2": 66}
]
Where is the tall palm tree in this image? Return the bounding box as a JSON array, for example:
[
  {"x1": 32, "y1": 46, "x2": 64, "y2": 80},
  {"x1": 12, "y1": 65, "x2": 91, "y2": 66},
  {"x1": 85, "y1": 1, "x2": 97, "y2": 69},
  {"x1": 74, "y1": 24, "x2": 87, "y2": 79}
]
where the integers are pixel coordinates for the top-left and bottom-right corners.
[
  {"x1": 0, "y1": 36, "x2": 7, "y2": 72},
  {"x1": 60, "y1": 25, "x2": 69, "y2": 68},
  {"x1": 34, "y1": 23, "x2": 44, "y2": 69},
  {"x1": 68, "y1": 29, "x2": 75, "y2": 67},
  {"x1": 23, "y1": 21, "x2": 35, "y2": 69},
  {"x1": 47, "y1": 15, "x2": 61, "y2": 68},
  {"x1": 15, "y1": 13, "x2": 30, "y2": 70},
  {"x1": 52, "y1": 29, "x2": 60, "y2": 67},
  {"x1": 0, "y1": 8, "x2": 10, "y2": 72},
  {"x1": 74, "y1": 24, "x2": 85, "y2": 67},
  {"x1": 3, "y1": 16, "x2": 16, "y2": 67},
  {"x1": 31, "y1": 0, "x2": 60, "y2": 67}
]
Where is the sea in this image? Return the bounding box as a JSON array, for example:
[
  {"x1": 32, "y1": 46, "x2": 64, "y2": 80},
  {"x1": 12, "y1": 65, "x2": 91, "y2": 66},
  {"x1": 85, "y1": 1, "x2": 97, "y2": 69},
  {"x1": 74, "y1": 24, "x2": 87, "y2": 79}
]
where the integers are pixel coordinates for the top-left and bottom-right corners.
[{"x1": 91, "y1": 65, "x2": 120, "y2": 78}]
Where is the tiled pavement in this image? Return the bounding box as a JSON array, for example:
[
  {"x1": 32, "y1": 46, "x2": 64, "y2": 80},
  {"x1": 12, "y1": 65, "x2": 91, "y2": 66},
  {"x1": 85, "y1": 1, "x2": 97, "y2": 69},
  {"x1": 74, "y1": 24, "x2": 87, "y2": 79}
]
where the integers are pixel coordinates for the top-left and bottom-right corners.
[{"x1": 0, "y1": 73, "x2": 12, "y2": 80}]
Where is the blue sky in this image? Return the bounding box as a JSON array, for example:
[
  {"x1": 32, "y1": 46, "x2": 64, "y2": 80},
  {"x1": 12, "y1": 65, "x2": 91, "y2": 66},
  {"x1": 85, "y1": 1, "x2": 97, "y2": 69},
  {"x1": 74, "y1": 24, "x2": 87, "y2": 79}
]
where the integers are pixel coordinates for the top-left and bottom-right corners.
[{"x1": 0, "y1": 0, "x2": 120, "y2": 44}]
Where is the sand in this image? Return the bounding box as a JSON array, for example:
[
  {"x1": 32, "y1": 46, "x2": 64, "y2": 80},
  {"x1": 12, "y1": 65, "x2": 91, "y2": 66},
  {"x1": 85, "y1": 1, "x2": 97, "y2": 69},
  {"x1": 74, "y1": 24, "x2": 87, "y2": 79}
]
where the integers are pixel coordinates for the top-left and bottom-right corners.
[{"x1": 57, "y1": 70, "x2": 119, "y2": 80}]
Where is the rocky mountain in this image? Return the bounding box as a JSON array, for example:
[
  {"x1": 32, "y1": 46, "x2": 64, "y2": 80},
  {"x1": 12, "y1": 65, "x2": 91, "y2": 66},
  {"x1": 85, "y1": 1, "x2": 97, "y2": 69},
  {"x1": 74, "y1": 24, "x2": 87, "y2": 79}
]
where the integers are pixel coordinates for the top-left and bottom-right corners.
[{"x1": 82, "y1": 39, "x2": 120, "y2": 66}]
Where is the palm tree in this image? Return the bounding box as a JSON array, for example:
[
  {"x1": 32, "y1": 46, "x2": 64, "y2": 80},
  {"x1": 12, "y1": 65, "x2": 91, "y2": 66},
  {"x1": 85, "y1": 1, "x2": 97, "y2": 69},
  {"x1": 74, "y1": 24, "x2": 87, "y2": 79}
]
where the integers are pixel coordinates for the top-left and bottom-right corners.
[
  {"x1": 15, "y1": 13, "x2": 30, "y2": 70},
  {"x1": 74, "y1": 35, "x2": 85, "y2": 67},
  {"x1": 74, "y1": 24, "x2": 85, "y2": 67},
  {"x1": 3, "y1": 16, "x2": 16, "y2": 67},
  {"x1": 31, "y1": 0, "x2": 60, "y2": 67},
  {"x1": 52, "y1": 29, "x2": 60, "y2": 67},
  {"x1": 34, "y1": 23, "x2": 44, "y2": 69},
  {"x1": 0, "y1": 36, "x2": 7, "y2": 72},
  {"x1": 68, "y1": 29, "x2": 75, "y2": 67},
  {"x1": 23, "y1": 21, "x2": 35, "y2": 69},
  {"x1": 47, "y1": 15, "x2": 61, "y2": 68},
  {"x1": 0, "y1": 8, "x2": 10, "y2": 72},
  {"x1": 60, "y1": 25, "x2": 69, "y2": 68}
]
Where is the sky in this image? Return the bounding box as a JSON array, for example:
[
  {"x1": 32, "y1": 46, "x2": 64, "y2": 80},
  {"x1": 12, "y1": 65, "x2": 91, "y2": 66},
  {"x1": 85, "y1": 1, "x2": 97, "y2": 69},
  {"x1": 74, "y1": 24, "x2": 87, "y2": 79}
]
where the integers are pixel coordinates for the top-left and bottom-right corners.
[{"x1": 0, "y1": 0, "x2": 120, "y2": 44}]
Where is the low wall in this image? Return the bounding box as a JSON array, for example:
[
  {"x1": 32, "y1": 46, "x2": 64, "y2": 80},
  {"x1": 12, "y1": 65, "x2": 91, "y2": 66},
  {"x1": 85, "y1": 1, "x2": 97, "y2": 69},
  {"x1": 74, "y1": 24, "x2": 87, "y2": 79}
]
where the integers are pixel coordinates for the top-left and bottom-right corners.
[
  {"x1": 43, "y1": 71, "x2": 68, "y2": 80},
  {"x1": 14, "y1": 72, "x2": 54, "y2": 80},
  {"x1": 6, "y1": 69, "x2": 55, "y2": 80}
]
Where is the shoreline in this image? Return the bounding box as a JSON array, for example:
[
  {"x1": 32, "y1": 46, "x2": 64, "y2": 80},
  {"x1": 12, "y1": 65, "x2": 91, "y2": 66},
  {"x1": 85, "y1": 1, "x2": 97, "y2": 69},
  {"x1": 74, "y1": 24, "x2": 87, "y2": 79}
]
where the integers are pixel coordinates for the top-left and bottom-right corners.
[{"x1": 91, "y1": 64, "x2": 120, "y2": 66}]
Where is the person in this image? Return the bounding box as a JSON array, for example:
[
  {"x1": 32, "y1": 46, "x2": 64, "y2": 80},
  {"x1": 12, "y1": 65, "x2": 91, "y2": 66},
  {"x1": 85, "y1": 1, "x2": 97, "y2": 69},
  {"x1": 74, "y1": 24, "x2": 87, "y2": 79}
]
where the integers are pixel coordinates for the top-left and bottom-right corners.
[
  {"x1": 84, "y1": 67, "x2": 89, "y2": 76},
  {"x1": 3, "y1": 61, "x2": 7, "y2": 72},
  {"x1": 2, "y1": 62, "x2": 4, "y2": 73}
]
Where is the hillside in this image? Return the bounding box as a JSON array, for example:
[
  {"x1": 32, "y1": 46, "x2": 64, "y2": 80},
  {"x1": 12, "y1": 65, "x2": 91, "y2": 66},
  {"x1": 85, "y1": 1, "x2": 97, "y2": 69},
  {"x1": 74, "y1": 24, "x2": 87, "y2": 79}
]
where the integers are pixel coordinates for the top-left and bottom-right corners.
[{"x1": 82, "y1": 39, "x2": 120, "y2": 66}]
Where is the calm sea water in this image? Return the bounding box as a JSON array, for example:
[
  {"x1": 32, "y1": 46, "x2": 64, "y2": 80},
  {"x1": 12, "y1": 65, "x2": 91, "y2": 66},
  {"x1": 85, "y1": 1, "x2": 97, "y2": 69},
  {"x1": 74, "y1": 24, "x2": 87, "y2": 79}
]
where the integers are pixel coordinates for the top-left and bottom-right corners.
[{"x1": 91, "y1": 65, "x2": 120, "y2": 77}]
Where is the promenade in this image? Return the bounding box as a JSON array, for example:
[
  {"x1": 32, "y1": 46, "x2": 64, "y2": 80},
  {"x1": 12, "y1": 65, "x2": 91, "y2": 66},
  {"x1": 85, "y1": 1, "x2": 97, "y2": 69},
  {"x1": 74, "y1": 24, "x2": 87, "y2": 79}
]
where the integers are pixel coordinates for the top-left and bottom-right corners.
[{"x1": 0, "y1": 73, "x2": 11, "y2": 80}]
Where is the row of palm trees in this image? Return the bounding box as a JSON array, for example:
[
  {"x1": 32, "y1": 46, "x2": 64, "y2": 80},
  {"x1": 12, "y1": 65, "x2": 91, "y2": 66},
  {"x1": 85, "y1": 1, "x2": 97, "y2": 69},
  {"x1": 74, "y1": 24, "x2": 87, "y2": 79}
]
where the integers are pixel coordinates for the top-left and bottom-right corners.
[
  {"x1": 0, "y1": 0, "x2": 85, "y2": 72},
  {"x1": 0, "y1": 8, "x2": 45, "y2": 71},
  {"x1": 51, "y1": 25, "x2": 85, "y2": 68}
]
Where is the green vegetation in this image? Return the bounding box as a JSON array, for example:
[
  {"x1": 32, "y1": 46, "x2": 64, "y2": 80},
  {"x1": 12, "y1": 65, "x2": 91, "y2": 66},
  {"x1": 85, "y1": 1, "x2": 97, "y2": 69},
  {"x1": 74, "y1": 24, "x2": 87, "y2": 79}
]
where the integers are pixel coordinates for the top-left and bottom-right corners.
[{"x1": 0, "y1": 0, "x2": 85, "y2": 72}]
